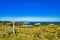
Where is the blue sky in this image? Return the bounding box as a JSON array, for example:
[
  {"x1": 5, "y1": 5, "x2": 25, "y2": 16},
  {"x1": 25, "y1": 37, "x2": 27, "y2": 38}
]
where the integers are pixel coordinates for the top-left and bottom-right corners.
[{"x1": 0, "y1": 0, "x2": 60, "y2": 22}]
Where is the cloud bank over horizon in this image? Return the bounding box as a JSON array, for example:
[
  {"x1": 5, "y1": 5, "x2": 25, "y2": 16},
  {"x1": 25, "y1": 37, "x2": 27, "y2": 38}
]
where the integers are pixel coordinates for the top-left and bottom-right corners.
[{"x1": 0, "y1": 17, "x2": 60, "y2": 22}]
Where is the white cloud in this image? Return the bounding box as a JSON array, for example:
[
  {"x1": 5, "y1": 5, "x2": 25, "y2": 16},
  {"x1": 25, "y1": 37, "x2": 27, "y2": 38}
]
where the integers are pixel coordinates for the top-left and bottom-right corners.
[{"x1": 0, "y1": 17, "x2": 60, "y2": 22}]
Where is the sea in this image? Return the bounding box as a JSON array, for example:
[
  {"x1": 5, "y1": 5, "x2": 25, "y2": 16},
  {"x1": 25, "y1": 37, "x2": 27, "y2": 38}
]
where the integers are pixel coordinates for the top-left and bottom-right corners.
[{"x1": 25, "y1": 22, "x2": 60, "y2": 25}]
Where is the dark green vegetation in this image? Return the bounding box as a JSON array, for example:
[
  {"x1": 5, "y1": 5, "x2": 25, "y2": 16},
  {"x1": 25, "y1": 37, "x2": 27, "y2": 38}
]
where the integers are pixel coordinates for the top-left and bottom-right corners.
[{"x1": 0, "y1": 21, "x2": 60, "y2": 40}]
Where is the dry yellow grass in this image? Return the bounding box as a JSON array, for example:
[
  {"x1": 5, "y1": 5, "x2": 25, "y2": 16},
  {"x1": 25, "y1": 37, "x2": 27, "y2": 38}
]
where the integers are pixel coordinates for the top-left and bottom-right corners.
[{"x1": 0, "y1": 24, "x2": 60, "y2": 40}]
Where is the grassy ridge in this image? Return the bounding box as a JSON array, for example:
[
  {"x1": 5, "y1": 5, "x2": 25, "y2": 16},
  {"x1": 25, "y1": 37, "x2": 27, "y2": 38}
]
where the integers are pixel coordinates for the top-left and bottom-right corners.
[{"x1": 0, "y1": 24, "x2": 60, "y2": 40}]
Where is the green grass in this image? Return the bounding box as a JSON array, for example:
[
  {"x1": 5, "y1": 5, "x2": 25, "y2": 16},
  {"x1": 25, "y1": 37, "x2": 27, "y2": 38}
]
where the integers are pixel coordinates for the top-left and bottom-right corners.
[{"x1": 0, "y1": 24, "x2": 60, "y2": 40}]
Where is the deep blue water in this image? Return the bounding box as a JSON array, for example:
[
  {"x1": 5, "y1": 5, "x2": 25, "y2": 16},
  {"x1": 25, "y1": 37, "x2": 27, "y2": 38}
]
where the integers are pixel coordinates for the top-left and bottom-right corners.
[
  {"x1": 27, "y1": 22, "x2": 60, "y2": 25},
  {"x1": 0, "y1": 21, "x2": 60, "y2": 25}
]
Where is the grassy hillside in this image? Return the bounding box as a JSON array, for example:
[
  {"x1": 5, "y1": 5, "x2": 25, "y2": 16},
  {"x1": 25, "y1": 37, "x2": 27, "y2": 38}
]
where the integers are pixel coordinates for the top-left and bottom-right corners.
[{"x1": 0, "y1": 23, "x2": 60, "y2": 40}]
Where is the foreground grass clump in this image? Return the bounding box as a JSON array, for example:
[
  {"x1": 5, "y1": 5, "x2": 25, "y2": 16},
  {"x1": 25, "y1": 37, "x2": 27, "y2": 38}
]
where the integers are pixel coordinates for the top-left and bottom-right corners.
[{"x1": 0, "y1": 24, "x2": 60, "y2": 40}]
